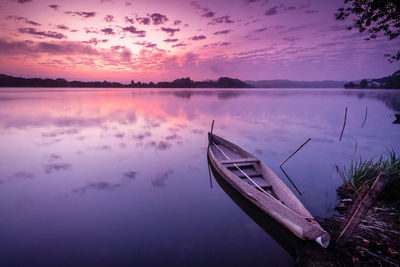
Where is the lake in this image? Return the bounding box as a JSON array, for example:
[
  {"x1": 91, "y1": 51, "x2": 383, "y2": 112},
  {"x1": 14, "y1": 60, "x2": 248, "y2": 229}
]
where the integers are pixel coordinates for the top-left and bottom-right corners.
[{"x1": 0, "y1": 88, "x2": 399, "y2": 266}]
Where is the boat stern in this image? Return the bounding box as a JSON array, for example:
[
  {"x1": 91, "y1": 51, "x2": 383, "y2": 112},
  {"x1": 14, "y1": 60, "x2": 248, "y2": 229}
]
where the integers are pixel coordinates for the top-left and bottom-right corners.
[{"x1": 315, "y1": 231, "x2": 331, "y2": 248}]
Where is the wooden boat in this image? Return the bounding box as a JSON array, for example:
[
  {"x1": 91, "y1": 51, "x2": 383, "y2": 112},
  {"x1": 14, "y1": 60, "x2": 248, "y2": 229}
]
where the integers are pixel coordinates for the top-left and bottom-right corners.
[
  {"x1": 208, "y1": 160, "x2": 303, "y2": 260},
  {"x1": 208, "y1": 132, "x2": 330, "y2": 248}
]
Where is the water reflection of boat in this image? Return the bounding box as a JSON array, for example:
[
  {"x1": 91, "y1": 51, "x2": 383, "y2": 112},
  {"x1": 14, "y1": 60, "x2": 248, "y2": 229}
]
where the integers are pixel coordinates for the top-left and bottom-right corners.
[
  {"x1": 394, "y1": 114, "x2": 400, "y2": 124},
  {"x1": 208, "y1": 132, "x2": 330, "y2": 248},
  {"x1": 208, "y1": 159, "x2": 303, "y2": 260}
]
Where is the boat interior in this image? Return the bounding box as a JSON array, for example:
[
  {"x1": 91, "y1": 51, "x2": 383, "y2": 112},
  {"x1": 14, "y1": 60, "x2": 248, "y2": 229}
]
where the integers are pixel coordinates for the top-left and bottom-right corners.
[{"x1": 209, "y1": 140, "x2": 276, "y2": 196}]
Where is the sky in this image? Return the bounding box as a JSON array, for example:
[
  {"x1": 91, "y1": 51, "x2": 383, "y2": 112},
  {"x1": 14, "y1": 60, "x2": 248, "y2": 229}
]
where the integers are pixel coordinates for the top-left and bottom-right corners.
[{"x1": 0, "y1": 0, "x2": 399, "y2": 83}]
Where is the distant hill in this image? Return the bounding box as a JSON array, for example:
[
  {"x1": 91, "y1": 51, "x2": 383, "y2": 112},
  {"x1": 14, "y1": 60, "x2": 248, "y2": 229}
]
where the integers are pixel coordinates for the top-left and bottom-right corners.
[
  {"x1": 0, "y1": 73, "x2": 350, "y2": 89},
  {"x1": 344, "y1": 69, "x2": 400, "y2": 89},
  {"x1": 0, "y1": 74, "x2": 251, "y2": 88},
  {"x1": 245, "y1": 79, "x2": 346, "y2": 88}
]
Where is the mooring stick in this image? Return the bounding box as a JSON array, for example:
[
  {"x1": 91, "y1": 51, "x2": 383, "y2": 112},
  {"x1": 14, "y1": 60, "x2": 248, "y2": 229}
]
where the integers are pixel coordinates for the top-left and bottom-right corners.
[
  {"x1": 280, "y1": 167, "x2": 303, "y2": 195},
  {"x1": 339, "y1": 107, "x2": 348, "y2": 141},
  {"x1": 361, "y1": 107, "x2": 368, "y2": 128},
  {"x1": 280, "y1": 138, "x2": 312, "y2": 167},
  {"x1": 210, "y1": 120, "x2": 215, "y2": 135},
  {"x1": 336, "y1": 172, "x2": 390, "y2": 246},
  {"x1": 279, "y1": 138, "x2": 311, "y2": 195}
]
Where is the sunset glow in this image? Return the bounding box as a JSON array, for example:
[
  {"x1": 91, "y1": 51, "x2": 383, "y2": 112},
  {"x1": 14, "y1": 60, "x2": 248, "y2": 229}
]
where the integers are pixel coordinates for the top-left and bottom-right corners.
[{"x1": 0, "y1": 0, "x2": 399, "y2": 82}]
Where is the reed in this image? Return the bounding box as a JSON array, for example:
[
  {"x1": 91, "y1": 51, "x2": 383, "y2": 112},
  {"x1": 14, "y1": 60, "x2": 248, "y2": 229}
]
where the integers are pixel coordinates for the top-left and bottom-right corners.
[{"x1": 338, "y1": 150, "x2": 400, "y2": 201}]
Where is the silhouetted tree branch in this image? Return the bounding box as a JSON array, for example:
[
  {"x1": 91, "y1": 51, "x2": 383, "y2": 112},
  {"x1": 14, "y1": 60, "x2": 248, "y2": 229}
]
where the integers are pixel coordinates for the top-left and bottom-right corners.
[{"x1": 335, "y1": 0, "x2": 400, "y2": 62}]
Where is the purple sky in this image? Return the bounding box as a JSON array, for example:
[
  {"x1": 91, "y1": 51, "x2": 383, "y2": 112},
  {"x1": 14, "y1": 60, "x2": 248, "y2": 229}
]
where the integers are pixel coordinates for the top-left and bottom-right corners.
[{"x1": 0, "y1": 0, "x2": 399, "y2": 82}]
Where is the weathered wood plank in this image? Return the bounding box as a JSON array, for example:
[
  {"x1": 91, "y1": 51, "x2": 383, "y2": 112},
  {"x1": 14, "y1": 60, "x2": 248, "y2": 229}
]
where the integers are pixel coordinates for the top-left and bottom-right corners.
[
  {"x1": 221, "y1": 158, "x2": 259, "y2": 164},
  {"x1": 336, "y1": 172, "x2": 390, "y2": 246},
  {"x1": 242, "y1": 177, "x2": 271, "y2": 188}
]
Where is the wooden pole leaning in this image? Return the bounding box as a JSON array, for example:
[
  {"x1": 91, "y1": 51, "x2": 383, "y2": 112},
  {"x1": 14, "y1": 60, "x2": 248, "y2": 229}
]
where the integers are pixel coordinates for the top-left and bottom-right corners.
[{"x1": 336, "y1": 172, "x2": 390, "y2": 246}]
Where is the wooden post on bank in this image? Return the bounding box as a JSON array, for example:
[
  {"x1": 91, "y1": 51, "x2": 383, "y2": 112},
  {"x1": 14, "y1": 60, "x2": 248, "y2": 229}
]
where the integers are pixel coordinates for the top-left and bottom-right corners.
[{"x1": 336, "y1": 172, "x2": 390, "y2": 246}]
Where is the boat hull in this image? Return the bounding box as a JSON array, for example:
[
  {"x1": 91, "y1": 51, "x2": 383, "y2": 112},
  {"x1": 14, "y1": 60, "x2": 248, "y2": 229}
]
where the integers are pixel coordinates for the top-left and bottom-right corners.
[{"x1": 208, "y1": 132, "x2": 330, "y2": 248}]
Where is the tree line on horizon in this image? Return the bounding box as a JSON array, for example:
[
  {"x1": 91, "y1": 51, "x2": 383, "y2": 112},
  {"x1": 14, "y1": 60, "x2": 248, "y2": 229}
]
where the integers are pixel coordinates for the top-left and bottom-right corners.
[
  {"x1": 0, "y1": 74, "x2": 250, "y2": 88},
  {"x1": 344, "y1": 69, "x2": 400, "y2": 89}
]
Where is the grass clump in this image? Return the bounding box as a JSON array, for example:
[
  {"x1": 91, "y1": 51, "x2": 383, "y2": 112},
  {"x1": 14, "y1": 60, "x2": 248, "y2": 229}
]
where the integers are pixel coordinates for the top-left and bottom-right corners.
[{"x1": 338, "y1": 150, "x2": 400, "y2": 201}]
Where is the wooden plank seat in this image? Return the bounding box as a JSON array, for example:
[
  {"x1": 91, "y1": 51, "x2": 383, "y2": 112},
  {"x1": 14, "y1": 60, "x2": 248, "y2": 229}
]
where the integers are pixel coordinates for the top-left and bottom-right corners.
[
  {"x1": 242, "y1": 177, "x2": 272, "y2": 189},
  {"x1": 227, "y1": 166, "x2": 260, "y2": 176},
  {"x1": 220, "y1": 157, "x2": 259, "y2": 165},
  {"x1": 223, "y1": 162, "x2": 256, "y2": 168}
]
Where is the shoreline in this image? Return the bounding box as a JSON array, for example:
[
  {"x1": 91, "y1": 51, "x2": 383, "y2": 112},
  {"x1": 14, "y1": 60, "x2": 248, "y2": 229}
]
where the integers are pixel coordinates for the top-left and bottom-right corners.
[{"x1": 299, "y1": 185, "x2": 400, "y2": 266}]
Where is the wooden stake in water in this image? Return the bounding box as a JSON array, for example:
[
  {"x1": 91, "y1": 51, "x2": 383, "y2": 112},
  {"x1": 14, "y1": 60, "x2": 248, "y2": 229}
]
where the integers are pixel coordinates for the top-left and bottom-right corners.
[
  {"x1": 339, "y1": 107, "x2": 348, "y2": 141},
  {"x1": 279, "y1": 138, "x2": 312, "y2": 195},
  {"x1": 361, "y1": 107, "x2": 368, "y2": 128},
  {"x1": 280, "y1": 138, "x2": 312, "y2": 167}
]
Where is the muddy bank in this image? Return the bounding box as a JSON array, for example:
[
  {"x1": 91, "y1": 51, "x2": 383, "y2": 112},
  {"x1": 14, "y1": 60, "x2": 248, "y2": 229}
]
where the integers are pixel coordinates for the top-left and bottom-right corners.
[{"x1": 298, "y1": 186, "x2": 400, "y2": 266}]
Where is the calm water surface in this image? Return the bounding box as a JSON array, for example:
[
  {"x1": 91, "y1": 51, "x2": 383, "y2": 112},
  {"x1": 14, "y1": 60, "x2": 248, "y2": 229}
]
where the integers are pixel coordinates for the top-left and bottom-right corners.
[{"x1": 0, "y1": 88, "x2": 399, "y2": 266}]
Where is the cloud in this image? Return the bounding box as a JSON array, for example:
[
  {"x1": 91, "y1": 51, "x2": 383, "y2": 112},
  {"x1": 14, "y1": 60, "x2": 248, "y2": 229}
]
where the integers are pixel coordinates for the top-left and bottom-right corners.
[
  {"x1": 83, "y1": 38, "x2": 108, "y2": 45},
  {"x1": 115, "y1": 132, "x2": 125, "y2": 138},
  {"x1": 121, "y1": 48, "x2": 132, "y2": 61},
  {"x1": 191, "y1": 35, "x2": 206, "y2": 41},
  {"x1": 172, "y1": 42, "x2": 186, "y2": 48},
  {"x1": 101, "y1": 27, "x2": 114, "y2": 35},
  {"x1": 190, "y1": 1, "x2": 216, "y2": 18},
  {"x1": 244, "y1": 0, "x2": 270, "y2": 3},
  {"x1": 203, "y1": 11, "x2": 215, "y2": 18},
  {"x1": 47, "y1": 153, "x2": 61, "y2": 162},
  {"x1": 265, "y1": 6, "x2": 279, "y2": 16},
  {"x1": 18, "y1": 27, "x2": 67, "y2": 39},
  {"x1": 43, "y1": 163, "x2": 71, "y2": 174},
  {"x1": 209, "y1": 15, "x2": 234, "y2": 25},
  {"x1": 48, "y1": 4, "x2": 59, "y2": 10},
  {"x1": 285, "y1": 25, "x2": 308, "y2": 32},
  {"x1": 36, "y1": 41, "x2": 100, "y2": 55},
  {"x1": 122, "y1": 26, "x2": 146, "y2": 37},
  {"x1": 282, "y1": 36, "x2": 301, "y2": 42},
  {"x1": 213, "y1": 30, "x2": 232, "y2": 35},
  {"x1": 265, "y1": 4, "x2": 297, "y2": 16},
  {"x1": 15, "y1": 0, "x2": 32, "y2": 3},
  {"x1": 136, "y1": 16, "x2": 151, "y2": 25},
  {"x1": 6, "y1": 16, "x2": 41, "y2": 26},
  {"x1": 174, "y1": 20, "x2": 182, "y2": 26},
  {"x1": 160, "y1": 27, "x2": 180, "y2": 36},
  {"x1": 329, "y1": 25, "x2": 347, "y2": 32},
  {"x1": 147, "y1": 141, "x2": 171, "y2": 151},
  {"x1": 13, "y1": 171, "x2": 35, "y2": 179},
  {"x1": 65, "y1": 11, "x2": 96, "y2": 18},
  {"x1": 124, "y1": 171, "x2": 137, "y2": 179},
  {"x1": 151, "y1": 170, "x2": 173, "y2": 187},
  {"x1": 164, "y1": 38, "x2": 178, "y2": 43},
  {"x1": 42, "y1": 128, "x2": 79, "y2": 137},
  {"x1": 132, "y1": 131, "x2": 151, "y2": 140},
  {"x1": 72, "y1": 181, "x2": 121, "y2": 193},
  {"x1": 150, "y1": 13, "x2": 168, "y2": 25},
  {"x1": 124, "y1": 16, "x2": 135, "y2": 24},
  {"x1": 56, "y1": 25, "x2": 70, "y2": 30},
  {"x1": 104, "y1": 15, "x2": 114, "y2": 22},
  {"x1": 71, "y1": 169, "x2": 138, "y2": 194},
  {"x1": 304, "y1": 9, "x2": 318, "y2": 14},
  {"x1": 165, "y1": 133, "x2": 181, "y2": 140},
  {"x1": 0, "y1": 39, "x2": 30, "y2": 54},
  {"x1": 72, "y1": 170, "x2": 138, "y2": 194},
  {"x1": 135, "y1": 41, "x2": 157, "y2": 48},
  {"x1": 203, "y1": 41, "x2": 231, "y2": 48},
  {"x1": 254, "y1": 27, "x2": 268, "y2": 32},
  {"x1": 192, "y1": 129, "x2": 204, "y2": 135}
]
